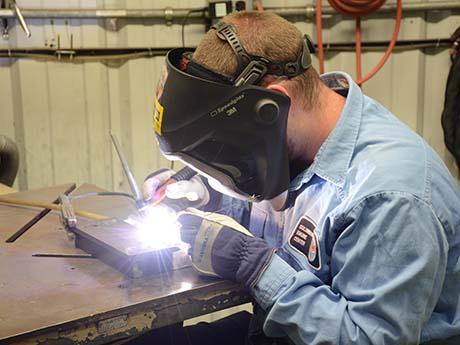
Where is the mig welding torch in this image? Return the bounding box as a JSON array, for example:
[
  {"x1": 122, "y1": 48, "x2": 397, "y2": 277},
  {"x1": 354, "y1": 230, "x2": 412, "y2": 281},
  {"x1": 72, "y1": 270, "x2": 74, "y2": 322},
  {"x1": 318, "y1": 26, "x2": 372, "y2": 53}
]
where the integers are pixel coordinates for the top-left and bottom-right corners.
[
  {"x1": 110, "y1": 133, "x2": 197, "y2": 211},
  {"x1": 148, "y1": 167, "x2": 198, "y2": 206}
]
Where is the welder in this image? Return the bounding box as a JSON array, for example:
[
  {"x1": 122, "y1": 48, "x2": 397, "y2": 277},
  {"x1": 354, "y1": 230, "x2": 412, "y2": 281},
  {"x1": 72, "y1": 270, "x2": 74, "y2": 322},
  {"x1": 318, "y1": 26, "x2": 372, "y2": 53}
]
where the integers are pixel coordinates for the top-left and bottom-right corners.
[{"x1": 138, "y1": 11, "x2": 460, "y2": 345}]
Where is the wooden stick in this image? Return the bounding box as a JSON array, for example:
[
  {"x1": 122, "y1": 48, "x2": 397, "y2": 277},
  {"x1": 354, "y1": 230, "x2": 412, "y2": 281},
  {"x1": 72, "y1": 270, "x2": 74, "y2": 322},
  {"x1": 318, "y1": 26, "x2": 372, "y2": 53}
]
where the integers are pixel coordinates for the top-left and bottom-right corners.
[{"x1": 0, "y1": 195, "x2": 107, "y2": 221}]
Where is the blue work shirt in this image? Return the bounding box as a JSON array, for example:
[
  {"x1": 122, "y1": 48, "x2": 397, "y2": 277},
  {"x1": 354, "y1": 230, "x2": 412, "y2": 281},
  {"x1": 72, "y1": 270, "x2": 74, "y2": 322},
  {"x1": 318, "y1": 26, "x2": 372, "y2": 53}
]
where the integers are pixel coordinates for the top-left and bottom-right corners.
[{"x1": 228, "y1": 72, "x2": 460, "y2": 345}]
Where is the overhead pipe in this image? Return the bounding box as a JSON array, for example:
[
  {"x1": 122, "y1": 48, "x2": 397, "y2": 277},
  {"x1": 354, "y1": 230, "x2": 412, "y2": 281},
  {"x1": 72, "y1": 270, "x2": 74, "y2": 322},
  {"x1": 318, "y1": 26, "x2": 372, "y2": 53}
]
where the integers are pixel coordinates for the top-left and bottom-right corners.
[
  {"x1": 0, "y1": 38, "x2": 451, "y2": 61},
  {"x1": 0, "y1": 8, "x2": 203, "y2": 20},
  {"x1": 0, "y1": 2, "x2": 458, "y2": 20},
  {"x1": 270, "y1": 1, "x2": 460, "y2": 19}
]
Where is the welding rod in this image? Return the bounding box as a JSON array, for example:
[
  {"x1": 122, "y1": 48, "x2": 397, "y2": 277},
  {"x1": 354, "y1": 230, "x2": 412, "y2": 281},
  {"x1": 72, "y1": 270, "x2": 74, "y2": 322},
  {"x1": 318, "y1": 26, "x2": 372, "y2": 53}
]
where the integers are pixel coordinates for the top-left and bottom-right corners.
[{"x1": 110, "y1": 133, "x2": 145, "y2": 209}]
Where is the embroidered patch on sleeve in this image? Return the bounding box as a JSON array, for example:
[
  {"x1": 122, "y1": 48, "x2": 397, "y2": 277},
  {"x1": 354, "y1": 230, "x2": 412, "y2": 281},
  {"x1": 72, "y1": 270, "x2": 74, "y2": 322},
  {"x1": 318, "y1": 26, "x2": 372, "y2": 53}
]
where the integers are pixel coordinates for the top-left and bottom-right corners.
[{"x1": 289, "y1": 216, "x2": 321, "y2": 270}]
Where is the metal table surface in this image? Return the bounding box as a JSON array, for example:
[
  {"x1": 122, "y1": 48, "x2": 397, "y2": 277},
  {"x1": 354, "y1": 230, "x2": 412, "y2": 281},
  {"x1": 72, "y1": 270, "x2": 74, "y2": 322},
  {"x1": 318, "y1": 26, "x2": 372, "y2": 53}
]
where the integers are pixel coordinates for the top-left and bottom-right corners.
[{"x1": 0, "y1": 184, "x2": 250, "y2": 344}]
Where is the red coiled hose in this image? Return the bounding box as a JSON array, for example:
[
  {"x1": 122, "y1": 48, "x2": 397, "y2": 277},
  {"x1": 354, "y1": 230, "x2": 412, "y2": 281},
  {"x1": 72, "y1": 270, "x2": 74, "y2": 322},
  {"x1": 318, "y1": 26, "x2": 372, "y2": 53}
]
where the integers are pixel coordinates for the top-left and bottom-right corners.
[
  {"x1": 316, "y1": 0, "x2": 403, "y2": 86},
  {"x1": 316, "y1": 0, "x2": 325, "y2": 74},
  {"x1": 328, "y1": 0, "x2": 386, "y2": 16}
]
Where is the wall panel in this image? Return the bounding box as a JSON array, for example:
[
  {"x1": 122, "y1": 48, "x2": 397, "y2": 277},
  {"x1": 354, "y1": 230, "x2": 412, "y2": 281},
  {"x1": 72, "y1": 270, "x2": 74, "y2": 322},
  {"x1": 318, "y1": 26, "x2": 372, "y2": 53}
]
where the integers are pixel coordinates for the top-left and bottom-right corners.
[{"x1": 0, "y1": 0, "x2": 458, "y2": 194}]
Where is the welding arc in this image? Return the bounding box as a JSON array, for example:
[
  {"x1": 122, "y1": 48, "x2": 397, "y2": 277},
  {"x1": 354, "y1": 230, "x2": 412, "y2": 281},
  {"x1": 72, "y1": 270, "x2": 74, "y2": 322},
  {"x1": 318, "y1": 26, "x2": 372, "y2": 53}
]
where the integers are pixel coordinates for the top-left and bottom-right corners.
[{"x1": 0, "y1": 195, "x2": 107, "y2": 220}]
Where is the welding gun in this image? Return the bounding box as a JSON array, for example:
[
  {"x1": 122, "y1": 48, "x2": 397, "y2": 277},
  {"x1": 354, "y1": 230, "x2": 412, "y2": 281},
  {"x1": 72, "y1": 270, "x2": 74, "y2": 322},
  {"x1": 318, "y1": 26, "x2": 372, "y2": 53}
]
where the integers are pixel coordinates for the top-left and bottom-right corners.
[
  {"x1": 149, "y1": 166, "x2": 198, "y2": 205},
  {"x1": 110, "y1": 133, "x2": 197, "y2": 210}
]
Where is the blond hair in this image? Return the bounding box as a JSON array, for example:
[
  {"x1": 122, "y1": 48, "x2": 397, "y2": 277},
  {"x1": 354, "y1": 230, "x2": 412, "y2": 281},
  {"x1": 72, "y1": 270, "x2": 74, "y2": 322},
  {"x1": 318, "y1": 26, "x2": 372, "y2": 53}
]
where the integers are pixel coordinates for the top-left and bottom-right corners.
[{"x1": 193, "y1": 11, "x2": 320, "y2": 109}]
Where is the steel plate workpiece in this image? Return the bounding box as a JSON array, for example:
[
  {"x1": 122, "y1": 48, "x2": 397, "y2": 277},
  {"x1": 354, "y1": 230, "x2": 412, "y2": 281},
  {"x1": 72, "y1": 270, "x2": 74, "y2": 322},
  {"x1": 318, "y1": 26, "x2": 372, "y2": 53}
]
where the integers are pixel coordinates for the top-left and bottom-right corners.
[{"x1": 72, "y1": 218, "x2": 186, "y2": 278}]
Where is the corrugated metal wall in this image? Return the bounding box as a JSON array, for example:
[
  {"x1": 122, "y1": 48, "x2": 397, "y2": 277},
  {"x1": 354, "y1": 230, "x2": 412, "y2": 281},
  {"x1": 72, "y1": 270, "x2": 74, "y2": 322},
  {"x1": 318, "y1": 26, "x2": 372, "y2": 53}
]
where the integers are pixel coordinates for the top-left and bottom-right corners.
[{"x1": 0, "y1": 0, "x2": 459, "y2": 193}]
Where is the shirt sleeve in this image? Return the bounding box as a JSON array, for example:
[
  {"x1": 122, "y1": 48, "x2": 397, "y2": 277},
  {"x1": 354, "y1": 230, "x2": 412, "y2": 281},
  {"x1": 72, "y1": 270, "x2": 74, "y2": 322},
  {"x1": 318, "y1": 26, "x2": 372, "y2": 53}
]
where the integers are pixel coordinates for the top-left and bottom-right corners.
[
  {"x1": 252, "y1": 192, "x2": 449, "y2": 345},
  {"x1": 216, "y1": 194, "x2": 251, "y2": 227}
]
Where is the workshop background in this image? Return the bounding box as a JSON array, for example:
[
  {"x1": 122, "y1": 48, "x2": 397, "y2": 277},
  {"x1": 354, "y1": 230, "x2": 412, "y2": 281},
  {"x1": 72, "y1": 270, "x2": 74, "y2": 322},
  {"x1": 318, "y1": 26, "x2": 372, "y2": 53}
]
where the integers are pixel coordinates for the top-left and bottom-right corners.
[{"x1": 0, "y1": 0, "x2": 459, "y2": 195}]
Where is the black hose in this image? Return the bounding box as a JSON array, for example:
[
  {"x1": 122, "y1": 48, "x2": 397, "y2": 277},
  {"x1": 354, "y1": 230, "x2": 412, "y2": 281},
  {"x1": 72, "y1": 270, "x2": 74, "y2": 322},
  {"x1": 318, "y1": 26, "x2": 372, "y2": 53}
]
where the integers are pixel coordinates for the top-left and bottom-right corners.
[
  {"x1": 172, "y1": 166, "x2": 197, "y2": 182},
  {"x1": 0, "y1": 135, "x2": 19, "y2": 187},
  {"x1": 441, "y1": 27, "x2": 460, "y2": 170}
]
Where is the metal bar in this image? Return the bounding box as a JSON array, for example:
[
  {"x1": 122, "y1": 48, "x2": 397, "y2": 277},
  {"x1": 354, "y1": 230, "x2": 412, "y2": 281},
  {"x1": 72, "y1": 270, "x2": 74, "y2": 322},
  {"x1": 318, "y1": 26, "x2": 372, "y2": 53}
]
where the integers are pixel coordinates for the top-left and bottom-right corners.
[
  {"x1": 59, "y1": 194, "x2": 77, "y2": 229},
  {"x1": 5, "y1": 184, "x2": 76, "y2": 243},
  {"x1": 32, "y1": 253, "x2": 95, "y2": 258},
  {"x1": 0, "y1": 2, "x2": 459, "y2": 20}
]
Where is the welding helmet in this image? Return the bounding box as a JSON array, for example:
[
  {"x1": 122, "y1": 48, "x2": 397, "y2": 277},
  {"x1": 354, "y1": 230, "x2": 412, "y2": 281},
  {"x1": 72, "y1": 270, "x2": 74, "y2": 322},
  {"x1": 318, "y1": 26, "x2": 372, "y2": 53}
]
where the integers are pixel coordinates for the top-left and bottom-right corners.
[{"x1": 153, "y1": 22, "x2": 314, "y2": 208}]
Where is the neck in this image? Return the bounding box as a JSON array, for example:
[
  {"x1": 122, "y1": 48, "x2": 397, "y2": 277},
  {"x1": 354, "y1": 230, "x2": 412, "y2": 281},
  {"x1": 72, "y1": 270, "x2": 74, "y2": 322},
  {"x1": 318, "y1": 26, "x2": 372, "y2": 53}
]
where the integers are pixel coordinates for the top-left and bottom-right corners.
[{"x1": 302, "y1": 84, "x2": 346, "y2": 164}]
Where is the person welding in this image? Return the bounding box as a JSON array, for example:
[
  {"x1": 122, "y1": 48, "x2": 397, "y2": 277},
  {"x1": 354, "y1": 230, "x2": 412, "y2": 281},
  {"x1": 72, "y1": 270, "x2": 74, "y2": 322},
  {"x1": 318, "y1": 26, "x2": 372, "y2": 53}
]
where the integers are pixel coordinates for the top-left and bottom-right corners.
[{"x1": 139, "y1": 11, "x2": 460, "y2": 345}]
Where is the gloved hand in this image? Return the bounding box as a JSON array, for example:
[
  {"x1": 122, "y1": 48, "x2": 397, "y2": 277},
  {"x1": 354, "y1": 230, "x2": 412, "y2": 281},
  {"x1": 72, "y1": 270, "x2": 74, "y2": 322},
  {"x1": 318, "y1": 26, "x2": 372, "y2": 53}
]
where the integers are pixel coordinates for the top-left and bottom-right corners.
[
  {"x1": 143, "y1": 169, "x2": 218, "y2": 211},
  {"x1": 178, "y1": 208, "x2": 275, "y2": 290}
]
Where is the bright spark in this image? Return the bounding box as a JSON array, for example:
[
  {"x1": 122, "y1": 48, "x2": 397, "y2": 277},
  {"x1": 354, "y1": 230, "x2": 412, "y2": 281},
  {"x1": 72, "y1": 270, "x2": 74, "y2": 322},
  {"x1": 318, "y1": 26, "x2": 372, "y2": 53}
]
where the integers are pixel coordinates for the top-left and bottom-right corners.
[{"x1": 124, "y1": 205, "x2": 182, "y2": 250}]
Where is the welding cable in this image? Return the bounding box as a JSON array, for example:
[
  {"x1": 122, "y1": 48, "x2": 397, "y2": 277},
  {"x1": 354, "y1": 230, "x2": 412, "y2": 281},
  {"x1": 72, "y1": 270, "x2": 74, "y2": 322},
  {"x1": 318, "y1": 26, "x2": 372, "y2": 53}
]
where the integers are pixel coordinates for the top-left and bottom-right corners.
[
  {"x1": 68, "y1": 191, "x2": 135, "y2": 201},
  {"x1": 181, "y1": 7, "x2": 207, "y2": 48},
  {"x1": 315, "y1": 0, "x2": 403, "y2": 85},
  {"x1": 0, "y1": 51, "x2": 161, "y2": 62}
]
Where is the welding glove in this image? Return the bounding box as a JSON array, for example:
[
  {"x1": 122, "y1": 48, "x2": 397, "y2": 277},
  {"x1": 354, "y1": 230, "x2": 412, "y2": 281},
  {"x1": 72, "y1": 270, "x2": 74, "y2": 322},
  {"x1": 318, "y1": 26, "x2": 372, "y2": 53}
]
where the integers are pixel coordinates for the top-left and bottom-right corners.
[
  {"x1": 143, "y1": 169, "x2": 219, "y2": 211},
  {"x1": 178, "y1": 208, "x2": 276, "y2": 290}
]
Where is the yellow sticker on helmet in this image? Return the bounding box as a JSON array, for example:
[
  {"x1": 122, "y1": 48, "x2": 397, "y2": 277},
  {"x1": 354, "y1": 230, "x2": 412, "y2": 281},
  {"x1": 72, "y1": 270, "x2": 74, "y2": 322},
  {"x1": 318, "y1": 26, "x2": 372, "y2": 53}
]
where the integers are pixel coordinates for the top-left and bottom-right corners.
[{"x1": 153, "y1": 97, "x2": 164, "y2": 135}]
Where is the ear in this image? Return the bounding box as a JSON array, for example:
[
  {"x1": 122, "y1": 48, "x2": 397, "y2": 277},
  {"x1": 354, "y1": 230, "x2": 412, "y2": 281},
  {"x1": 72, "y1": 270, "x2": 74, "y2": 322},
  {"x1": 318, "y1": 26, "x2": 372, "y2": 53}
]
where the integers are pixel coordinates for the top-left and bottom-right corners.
[{"x1": 267, "y1": 83, "x2": 290, "y2": 98}]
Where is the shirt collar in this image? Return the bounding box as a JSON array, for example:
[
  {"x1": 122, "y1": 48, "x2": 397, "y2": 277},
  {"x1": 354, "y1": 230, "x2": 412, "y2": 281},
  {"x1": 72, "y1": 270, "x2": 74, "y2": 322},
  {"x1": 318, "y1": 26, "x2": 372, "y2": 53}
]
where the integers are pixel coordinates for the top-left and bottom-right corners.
[{"x1": 289, "y1": 72, "x2": 363, "y2": 190}]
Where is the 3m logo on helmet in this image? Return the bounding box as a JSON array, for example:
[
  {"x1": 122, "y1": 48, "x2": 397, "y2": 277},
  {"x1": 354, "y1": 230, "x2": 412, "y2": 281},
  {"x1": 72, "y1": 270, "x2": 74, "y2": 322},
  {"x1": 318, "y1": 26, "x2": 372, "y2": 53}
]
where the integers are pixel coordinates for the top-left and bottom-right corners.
[{"x1": 209, "y1": 93, "x2": 245, "y2": 118}]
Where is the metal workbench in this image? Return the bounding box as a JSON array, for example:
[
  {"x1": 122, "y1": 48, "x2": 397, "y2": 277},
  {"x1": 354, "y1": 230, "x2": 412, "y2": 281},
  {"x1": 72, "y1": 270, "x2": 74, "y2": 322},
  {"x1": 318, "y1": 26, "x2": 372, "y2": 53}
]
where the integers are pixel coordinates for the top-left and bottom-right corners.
[{"x1": 0, "y1": 184, "x2": 250, "y2": 344}]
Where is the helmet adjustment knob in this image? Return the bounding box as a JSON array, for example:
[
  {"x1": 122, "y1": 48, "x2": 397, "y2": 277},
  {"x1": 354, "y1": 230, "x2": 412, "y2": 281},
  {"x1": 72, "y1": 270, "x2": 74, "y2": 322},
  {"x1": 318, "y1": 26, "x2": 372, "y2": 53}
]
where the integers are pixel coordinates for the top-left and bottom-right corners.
[{"x1": 255, "y1": 99, "x2": 279, "y2": 124}]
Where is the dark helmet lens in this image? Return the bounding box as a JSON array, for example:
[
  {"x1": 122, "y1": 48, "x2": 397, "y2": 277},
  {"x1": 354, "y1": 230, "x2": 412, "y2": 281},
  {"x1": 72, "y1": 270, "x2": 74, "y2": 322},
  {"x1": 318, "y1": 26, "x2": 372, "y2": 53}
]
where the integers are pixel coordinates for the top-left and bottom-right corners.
[{"x1": 188, "y1": 139, "x2": 259, "y2": 196}]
